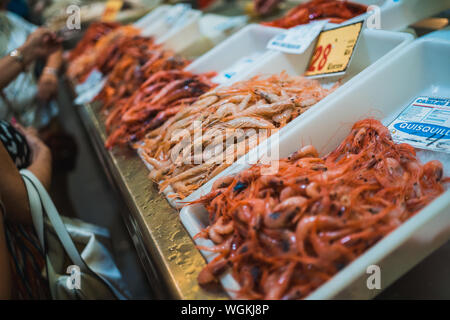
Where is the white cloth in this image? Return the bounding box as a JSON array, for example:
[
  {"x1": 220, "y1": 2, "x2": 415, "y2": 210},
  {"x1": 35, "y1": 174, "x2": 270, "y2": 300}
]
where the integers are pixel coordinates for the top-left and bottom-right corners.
[
  {"x1": 0, "y1": 11, "x2": 37, "y2": 120},
  {"x1": 21, "y1": 169, "x2": 130, "y2": 300}
]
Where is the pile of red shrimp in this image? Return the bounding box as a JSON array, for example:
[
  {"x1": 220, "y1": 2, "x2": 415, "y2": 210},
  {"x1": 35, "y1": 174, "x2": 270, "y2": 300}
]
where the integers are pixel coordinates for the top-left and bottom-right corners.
[
  {"x1": 94, "y1": 35, "x2": 170, "y2": 112},
  {"x1": 104, "y1": 70, "x2": 217, "y2": 148},
  {"x1": 262, "y1": 0, "x2": 367, "y2": 29},
  {"x1": 67, "y1": 22, "x2": 120, "y2": 62},
  {"x1": 67, "y1": 23, "x2": 216, "y2": 149},
  {"x1": 194, "y1": 119, "x2": 448, "y2": 299},
  {"x1": 66, "y1": 25, "x2": 140, "y2": 82}
]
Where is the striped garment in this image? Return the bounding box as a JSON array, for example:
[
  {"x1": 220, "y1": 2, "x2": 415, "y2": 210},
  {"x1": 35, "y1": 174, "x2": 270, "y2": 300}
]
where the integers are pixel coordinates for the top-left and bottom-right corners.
[
  {"x1": 4, "y1": 222, "x2": 50, "y2": 299},
  {"x1": 0, "y1": 120, "x2": 31, "y2": 169}
]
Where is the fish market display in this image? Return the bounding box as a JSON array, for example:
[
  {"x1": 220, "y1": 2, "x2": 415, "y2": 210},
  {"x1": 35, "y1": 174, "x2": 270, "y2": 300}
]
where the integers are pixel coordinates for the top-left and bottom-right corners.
[
  {"x1": 67, "y1": 22, "x2": 120, "y2": 62},
  {"x1": 140, "y1": 72, "x2": 336, "y2": 198},
  {"x1": 67, "y1": 23, "x2": 216, "y2": 148},
  {"x1": 104, "y1": 69, "x2": 217, "y2": 148},
  {"x1": 66, "y1": 25, "x2": 140, "y2": 82},
  {"x1": 193, "y1": 119, "x2": 448, "y2": 299},
  {"x1": 262, "y1": 0, "x2": 367, "y2": 29},
  {"x1": 94, "y1": 36, "x2": 179, "y2": 112}
]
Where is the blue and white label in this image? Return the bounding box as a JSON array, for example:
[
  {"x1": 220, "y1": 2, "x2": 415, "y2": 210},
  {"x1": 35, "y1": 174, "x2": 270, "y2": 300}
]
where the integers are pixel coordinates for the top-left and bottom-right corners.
[
  {"x1": 74, "y1": 68, "x2": 106, "y2": 104},
  {"x1": 74, "y1": 77, "x2": 107, "y2": 105},
  {"x1": 267, "y1": 20, "x2": 327, "y2": 54},
  {"x1": 212, "y1": 51, "x2": 266, "y2": 85},
  {"x1": 388, "y1": 96, "x2": 450, "y2": 154},
  {"x1": 165, "y1": 3, "x2": 191, "y2": 28},
  {"x1": 75, "y1": 69, "x2": 103, "y2": 96}
]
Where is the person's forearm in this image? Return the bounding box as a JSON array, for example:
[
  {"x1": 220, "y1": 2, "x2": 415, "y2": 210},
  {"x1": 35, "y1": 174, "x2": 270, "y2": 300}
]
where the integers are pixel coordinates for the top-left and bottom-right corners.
[
  {"x1": 0, "y1": 215, "x2": 12, "y2": 299},
  {"x1": 28, "y1": 145, "x2": 52, "y2": 191},
  {"x1": 0, "y1": 144, "x2": 31, "y2": 224},
  {"x1": 44, "y1": 49, "x2": 62, "y2": 72},
  {"x1": 0, "y1": 44, "x2": 36, "y2": 91},
  {"x1": 0, "y1": 56, "x2": 23, "y2": 90}
]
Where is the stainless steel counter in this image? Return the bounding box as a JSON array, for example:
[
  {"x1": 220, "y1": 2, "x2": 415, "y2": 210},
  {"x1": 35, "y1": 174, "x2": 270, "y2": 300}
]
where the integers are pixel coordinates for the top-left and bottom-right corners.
[{"x1": 75, "y1": 98, "x2": 227, "y2": 299}]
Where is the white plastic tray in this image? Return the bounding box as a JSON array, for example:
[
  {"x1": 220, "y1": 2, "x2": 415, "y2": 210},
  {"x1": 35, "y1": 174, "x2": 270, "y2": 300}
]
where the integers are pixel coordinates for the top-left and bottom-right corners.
[
  {"x1": 198, "y1": 14, "x2": 248, "y2": 46},
  {"x1": 133, "y1": 5, "x2": 172, "y2": 35},
  {"x1": 133, "y1": 4, "x2": 202, "y2": 53},
  {"x1": 135, "y1": 6, "x2": 247, "y2": 57},
  {"x1": 232, "y1": 27, "x2": 414, "y2": 83},
  {"x1": 326, "y1": 0, "x2": 450, "y2": 31},
  {"x1": 180, "y1": 38, "x2": 450, "y2": 299},
  {"x1": 185, "y1": 24, "x2": 282, "y2": 84},
  {"x1": 178, "y1": 14, "x2": 248, "y2": 59},
  {"x1": 157, "y1": 10, "x2": 202, "y2": 53}
]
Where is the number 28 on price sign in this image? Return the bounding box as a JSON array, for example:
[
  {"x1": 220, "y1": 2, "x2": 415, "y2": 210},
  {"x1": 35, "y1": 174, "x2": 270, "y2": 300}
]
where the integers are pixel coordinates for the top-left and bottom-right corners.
[{"x1": 305, "y1": 21, "x2": 363, "y2": 77}]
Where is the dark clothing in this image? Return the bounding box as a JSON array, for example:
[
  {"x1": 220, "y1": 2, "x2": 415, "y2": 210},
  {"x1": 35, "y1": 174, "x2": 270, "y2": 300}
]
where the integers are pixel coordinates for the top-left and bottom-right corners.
[{"x1": 0, "y1": 120, "x2": 31, "y2": 169}]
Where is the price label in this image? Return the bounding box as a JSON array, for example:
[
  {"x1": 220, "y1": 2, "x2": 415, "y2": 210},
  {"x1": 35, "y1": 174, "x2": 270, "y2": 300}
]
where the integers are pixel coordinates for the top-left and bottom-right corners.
[
  {"x1": 75, "y1": 69, "x2": 103, "y2": 95},
  {"x1": 101, "y1": 0, "x2": 123, "y2": 22},
  {"x1": 213, "y1": 51, "x2": 265, "y2": 84},
  {"x1": 304, "y1": 21, "x2": 363, "y2": 77},
  {"x1": 267, "y1": 20, "x2": 327, "y2": 54},
  {"x1": 388, "y1": 96, "x2": 450, "y2": 154},
  {"x1": 74, "y1": 69, "x2": 106, "y2": 104},
  {"x1": 74, "y1": 79, "x2": 107, "y2": 105},
  {"x1": 165, "y1": 3, "x2": 192, "y2": 27}
]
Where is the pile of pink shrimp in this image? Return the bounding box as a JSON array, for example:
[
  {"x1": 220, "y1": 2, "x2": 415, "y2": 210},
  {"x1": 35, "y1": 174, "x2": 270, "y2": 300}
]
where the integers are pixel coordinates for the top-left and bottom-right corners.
[
  {"x1": 193, "y1": 119, "x2": 449, "y2": 299},
  {"x1": 139, "y1": 72, "x2": 336, "y2": 198}
]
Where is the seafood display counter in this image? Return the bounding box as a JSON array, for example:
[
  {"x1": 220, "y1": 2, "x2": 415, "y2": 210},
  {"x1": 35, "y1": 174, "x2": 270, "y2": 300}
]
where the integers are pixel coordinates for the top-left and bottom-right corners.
[
  {"x1": 62, "y1": 0, "x2": 450, "y2": 300},
  {"x1": 73, "y1": 96, "x2": 227, "y2": 299}
]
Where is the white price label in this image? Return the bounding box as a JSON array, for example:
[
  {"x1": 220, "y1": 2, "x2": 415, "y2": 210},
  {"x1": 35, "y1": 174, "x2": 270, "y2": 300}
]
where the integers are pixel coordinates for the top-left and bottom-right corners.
[
  {"x1": 213, "y1": 52, "x2": 265, "y2": 84},
  {"x1": 388, "y1": 96, "x2": 450, "y2": 154},
  {"x1": 74, "y1": 78, "x2": 107, "y2": 105},
  {"x1": 267, "y1": 20, "x2": 327, "y2": 54},
  {"x1": 165, "y1": 4, "x2": 191, "y2": 27},
  {"x1": 75, "y1": 69, "x2": 103, "y2": 95}
]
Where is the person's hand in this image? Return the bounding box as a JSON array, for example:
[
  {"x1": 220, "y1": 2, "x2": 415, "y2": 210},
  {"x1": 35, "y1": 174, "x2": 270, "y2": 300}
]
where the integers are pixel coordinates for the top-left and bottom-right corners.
[
  {"x1": 20, "y1": 28, "x2": 61, "y2": 64},
  {"x1": 12, "y1": 123, "x2": 52, "y2": 190},
  {"x1": 254, "y1": 0, "x2": 283, "y2": 15},
  {"x1": 13, "y1": 124, "x2": 51, "y2": 165},
  {"x1": 37, "y1": 72, "x2": 58, "y2": 101}
]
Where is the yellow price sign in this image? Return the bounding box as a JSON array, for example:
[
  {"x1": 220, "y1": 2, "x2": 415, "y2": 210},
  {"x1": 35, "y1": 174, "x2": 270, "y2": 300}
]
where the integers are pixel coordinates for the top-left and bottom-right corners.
[
  {"x1": 304, "y1": 21, "x2": 363, "y2": 77},
  {"x1": 101, "y1": 0, "x2": 124, "y2": 22}
]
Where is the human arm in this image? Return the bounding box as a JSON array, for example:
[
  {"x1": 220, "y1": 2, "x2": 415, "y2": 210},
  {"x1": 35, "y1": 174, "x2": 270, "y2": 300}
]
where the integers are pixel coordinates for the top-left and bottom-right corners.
[
  {"x1": 0, "y1": 204, "x2": 12, "y2": 299},
  {"x1": 22, "y1": 126, "x2": 52, "y2": 191},
  {"x1": 0, "y1": 28, "x2": 60, "y2": 91},
  {"x1": 0, "y1": 123, "x2": 52, "y2": 299},
  {"x1": 37, "y1": 48, "x2": 63, "y2": 101},
  {"x1": 0, "y1": 126, "x2": 52, "y2": 225},
  {"x1": 0, "y1": 141, "x2": 32, "y2": 224}
]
